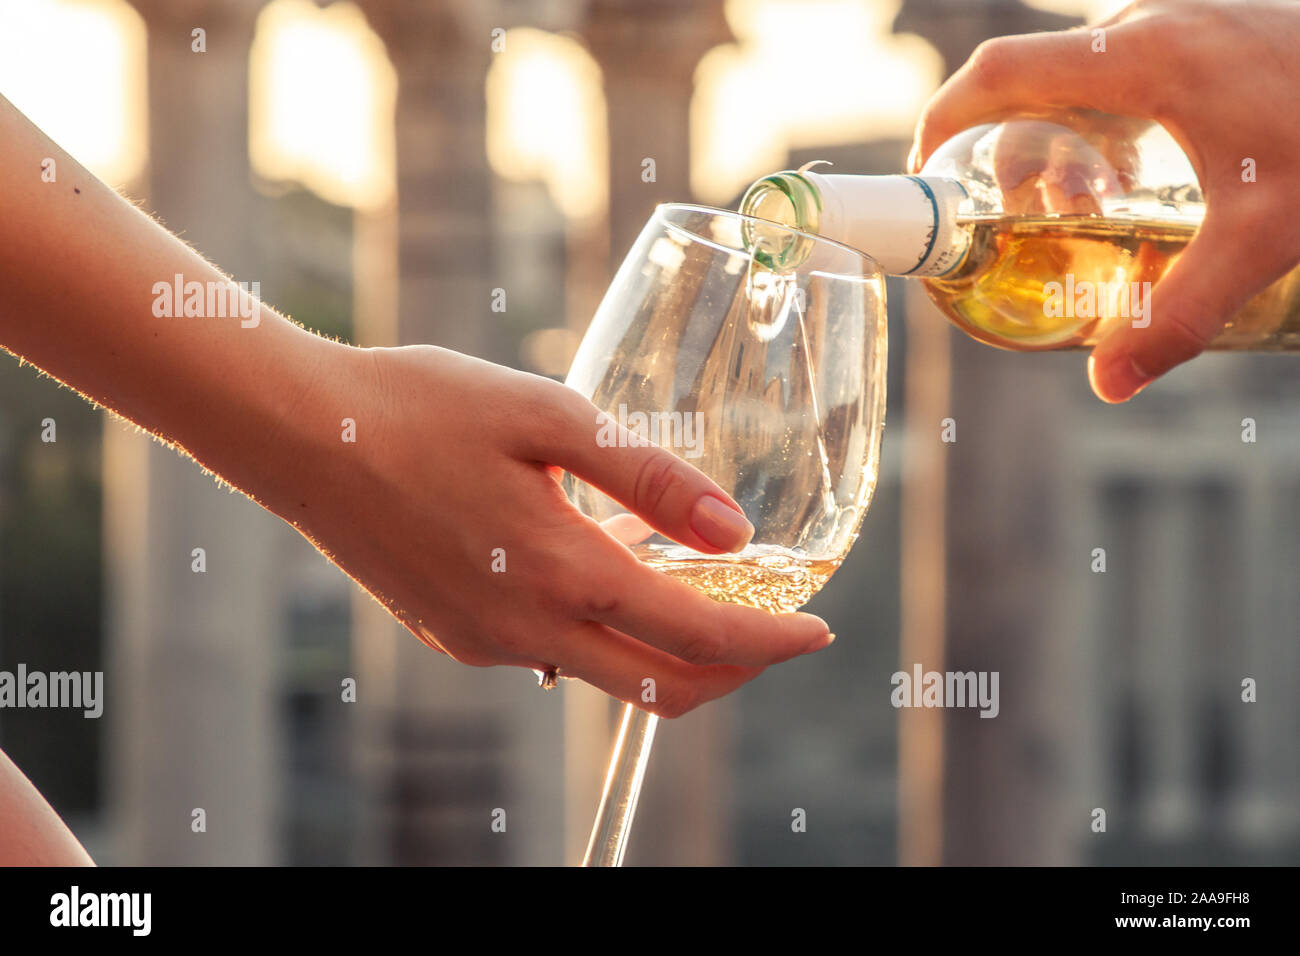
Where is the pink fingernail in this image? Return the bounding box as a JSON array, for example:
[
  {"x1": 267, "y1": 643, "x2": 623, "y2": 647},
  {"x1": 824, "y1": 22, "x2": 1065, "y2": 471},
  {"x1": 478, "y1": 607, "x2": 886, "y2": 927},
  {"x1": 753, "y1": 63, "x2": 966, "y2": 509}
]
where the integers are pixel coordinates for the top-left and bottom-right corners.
[
  {"x1": 804, "y1": 631, "x2": 835, "y2": 653},
  {"x1": 690, "y1": 495, "x2": 754, "y2": 552}
]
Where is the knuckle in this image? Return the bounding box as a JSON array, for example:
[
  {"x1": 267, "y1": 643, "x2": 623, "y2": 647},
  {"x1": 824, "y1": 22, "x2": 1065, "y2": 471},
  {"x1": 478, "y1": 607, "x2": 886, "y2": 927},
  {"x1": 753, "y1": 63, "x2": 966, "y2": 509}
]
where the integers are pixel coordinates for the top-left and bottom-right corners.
[
  {"x1": 966, "y1": 38, "x2": 1013, "y2": 88},
  {"x1": 544, "y1": 529, "x2": 629, "y2": 621},
  {"x1": 558, "y1": 553, "x2": 623, "y2": 620},
  {"x1": 633, "y1": 451, "x2": 686, "y2": 517},
  {"x1": 1132, "y1": 13, "x2": 1185, "y2": 60},
  {"x1": 1127, "y1": 64, "x2": 1182, "y2": 124},
  {"x1": 1161, "y1": 313, "x2": 1213, "y2": 361},
  {"x1": 508, "y1": 379, "x2": 587, "y2": 460},
  {"x1": 531, "y1": 384, "x2": 583, "y2": 448}
]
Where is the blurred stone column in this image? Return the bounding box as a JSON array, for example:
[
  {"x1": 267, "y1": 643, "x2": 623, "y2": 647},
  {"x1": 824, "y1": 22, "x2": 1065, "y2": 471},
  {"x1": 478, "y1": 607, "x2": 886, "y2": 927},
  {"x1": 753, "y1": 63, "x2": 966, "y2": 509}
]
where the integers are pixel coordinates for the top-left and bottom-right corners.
[
  {"x1": 582, "y1": 0, "x2": 730, "y2": 266},
  {"x1": 894, "y1": 0, "x2": 1083, "y2": 867},
  {"x1": 567, "y1": 0, "x2": 736, "y2": 867},
  {"x1": 1227, "y1": 473, "x2": 1300, "y2": 845},
  {"x1": 108, "y1": 0, "x2": 279, "y2": 865},
  {"x1": 898, "y1": 285, "x2": 950, "y2": 867},
  {"x1": 347, "y1": 1, "x2": 401, "y2": 867},
  {"x1": 358, "y1": 1, "x2": 506, "y2": 361},
  {"x1": 1135, "y1": 485, "x2": 1197, "y2": 837},
  {"x1": 940, "y1": 340, "x2": 1074, "y2": 865},
  {"x1": 348, "y1": 198, "x2": 399, "y2": 867}
]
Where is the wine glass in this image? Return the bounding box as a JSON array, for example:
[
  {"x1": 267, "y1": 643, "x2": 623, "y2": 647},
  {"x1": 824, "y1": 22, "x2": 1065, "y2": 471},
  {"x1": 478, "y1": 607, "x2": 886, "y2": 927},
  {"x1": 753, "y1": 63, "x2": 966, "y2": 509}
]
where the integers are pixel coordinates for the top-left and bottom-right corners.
[{"x1": 563, "y1": 203, "x2": 887, "y2": 866}]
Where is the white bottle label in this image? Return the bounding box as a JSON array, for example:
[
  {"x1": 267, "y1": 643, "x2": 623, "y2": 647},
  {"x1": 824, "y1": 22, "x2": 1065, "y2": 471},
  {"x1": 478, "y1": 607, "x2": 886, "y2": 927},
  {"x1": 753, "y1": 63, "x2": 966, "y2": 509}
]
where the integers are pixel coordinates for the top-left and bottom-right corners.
[{"x1": 801, "y1": 172, "x2": 970, "y2": 277}]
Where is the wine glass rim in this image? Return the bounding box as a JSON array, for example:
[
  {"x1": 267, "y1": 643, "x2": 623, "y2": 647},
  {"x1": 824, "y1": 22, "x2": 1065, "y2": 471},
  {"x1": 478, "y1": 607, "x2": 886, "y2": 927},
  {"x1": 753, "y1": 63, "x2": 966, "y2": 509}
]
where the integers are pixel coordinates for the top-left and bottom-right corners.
[{"x1": 653, "y1": 202, "x2": 882, "y2": 278}]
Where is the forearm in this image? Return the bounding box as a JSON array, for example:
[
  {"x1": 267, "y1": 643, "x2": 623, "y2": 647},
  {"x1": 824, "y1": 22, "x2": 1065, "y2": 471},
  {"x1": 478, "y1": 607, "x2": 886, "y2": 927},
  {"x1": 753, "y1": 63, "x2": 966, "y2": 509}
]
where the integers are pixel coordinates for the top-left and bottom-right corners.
[
  {"x1": 0, "y1": 95, "x2": 347, "y2": 515},
  {"x1": 0, "y1": 747, "x2": 94, "y2": 865}
]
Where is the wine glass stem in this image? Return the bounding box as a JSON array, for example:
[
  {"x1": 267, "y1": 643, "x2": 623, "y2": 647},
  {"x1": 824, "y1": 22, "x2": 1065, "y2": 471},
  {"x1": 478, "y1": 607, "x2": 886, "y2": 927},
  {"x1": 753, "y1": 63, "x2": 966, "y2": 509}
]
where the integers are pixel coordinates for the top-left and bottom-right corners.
[{"x1": 581, "y1": 704, "x2": 659, "y2": 867}]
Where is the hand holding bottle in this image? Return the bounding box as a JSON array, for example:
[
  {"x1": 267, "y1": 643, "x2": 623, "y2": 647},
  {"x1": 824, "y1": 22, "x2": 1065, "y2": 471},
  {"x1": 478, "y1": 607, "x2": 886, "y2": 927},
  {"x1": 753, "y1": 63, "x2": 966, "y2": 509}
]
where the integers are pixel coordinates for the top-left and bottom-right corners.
[{"x1": 909, "y1": 0, "x2": 1300, "y2": 401}]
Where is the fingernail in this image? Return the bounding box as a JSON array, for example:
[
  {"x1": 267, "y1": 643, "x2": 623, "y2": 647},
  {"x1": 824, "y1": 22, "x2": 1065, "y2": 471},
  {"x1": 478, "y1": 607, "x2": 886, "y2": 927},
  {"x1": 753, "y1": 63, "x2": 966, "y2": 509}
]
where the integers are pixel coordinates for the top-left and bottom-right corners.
[
  {"x1": 805, "y1": 631, "x2": 835, "y2": 653},
  {"x1": 1087, "y1": 352, "x2": 1151, "y2": 403},
  {"x1": 690, "y1": 495, "x2": 754, "y2": 552},
  {"x1": 906, "y1": 140, "x2": 921, "y2": 173}
]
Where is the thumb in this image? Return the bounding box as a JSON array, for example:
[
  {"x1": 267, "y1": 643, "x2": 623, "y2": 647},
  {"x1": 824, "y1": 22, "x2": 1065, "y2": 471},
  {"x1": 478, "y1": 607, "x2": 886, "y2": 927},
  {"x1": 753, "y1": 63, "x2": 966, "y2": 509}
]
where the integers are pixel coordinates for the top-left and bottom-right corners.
[
  {"x1": 525, "y1": 390, "x2": 755, "y2": 554},
  {"x1": 1087, "y1": 212, "x2": 1279, "y2": 402}
]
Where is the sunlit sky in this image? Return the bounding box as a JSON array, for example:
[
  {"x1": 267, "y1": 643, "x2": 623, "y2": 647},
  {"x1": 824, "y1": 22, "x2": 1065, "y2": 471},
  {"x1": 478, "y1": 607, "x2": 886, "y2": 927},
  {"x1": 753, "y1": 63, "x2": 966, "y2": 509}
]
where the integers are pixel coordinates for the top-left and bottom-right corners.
[
  {"x1": 0, "y1": 0, "x2": 146, "y2": 187},
  {"x1": 486, "y1": 28, "x2": 607, "y2": 221},
  {"x1": 697, "y1": 0, "x2": 943, "y2": 201},
  {"x1": 0, "y1": 0, "x2": 1127, "y2": 213},
  {"x1": 249, "y1": 0, "x2": 395, "y2": 210}
]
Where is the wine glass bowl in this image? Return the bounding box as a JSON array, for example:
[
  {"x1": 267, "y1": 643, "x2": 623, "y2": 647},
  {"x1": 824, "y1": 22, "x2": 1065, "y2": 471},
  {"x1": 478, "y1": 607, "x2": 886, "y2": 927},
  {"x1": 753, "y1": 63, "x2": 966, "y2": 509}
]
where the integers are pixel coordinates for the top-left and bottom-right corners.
[
  {"x1": 563, "y1": 203, "x2": 887, "y2": 865},
  {"x1": 565, "y1": 204, "x2": 887, "y2": 613}
]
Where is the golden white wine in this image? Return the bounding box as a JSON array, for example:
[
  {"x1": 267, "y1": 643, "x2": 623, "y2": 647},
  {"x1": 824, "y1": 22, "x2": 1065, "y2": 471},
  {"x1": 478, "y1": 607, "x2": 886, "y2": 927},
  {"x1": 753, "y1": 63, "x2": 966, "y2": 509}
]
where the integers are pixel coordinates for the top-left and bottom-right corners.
[
  {"x1": 927, "y1": 216, "x2": 1300, "y2": 350},
  {"x1": 636, "y1": 542, "x2": 840, "y2": 614}
]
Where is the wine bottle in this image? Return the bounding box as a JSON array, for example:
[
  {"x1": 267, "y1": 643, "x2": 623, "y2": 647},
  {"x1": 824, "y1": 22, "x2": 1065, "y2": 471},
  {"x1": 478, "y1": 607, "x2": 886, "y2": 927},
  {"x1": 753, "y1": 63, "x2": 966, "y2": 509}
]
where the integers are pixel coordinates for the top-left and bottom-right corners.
[{"x1": 739, "y1": 110, "x2": 1300, "y2": 351}]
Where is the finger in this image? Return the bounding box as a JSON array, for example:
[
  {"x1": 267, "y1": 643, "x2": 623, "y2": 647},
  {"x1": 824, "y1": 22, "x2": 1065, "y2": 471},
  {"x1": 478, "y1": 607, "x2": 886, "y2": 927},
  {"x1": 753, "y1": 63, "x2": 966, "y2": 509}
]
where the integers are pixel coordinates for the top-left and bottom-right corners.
[
  {"x1": 522, "y1": 387, "x2": 754, "y2": 554},
  {"x1": 988, "y1": 122, "x2": 1114, "y2": 216},
  {"x1": 599, "y1": 512, "x2": 654, "y2": 547},
  {"x1": 552, "y1": 619, "x2": 768, "y2": 719},
  {"x1": 911, "y1": 26, "x2": 1162, "y2": 171},
  {"x1": 1041, "y1": 132, "x2": 1125, "y2": 215},
  {"x1": 1087, "y1": 211, "x2": 1282, "y2": 402},
  {"x1": 578, "y1": 547, "x2": 834, "y2": 667}
]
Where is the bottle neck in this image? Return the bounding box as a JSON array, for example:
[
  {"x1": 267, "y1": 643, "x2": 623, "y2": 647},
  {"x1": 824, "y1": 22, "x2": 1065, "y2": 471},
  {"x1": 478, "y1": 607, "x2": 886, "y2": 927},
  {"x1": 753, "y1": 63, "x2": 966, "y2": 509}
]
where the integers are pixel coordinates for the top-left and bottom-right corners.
[{"x1": 741, "y1": 170, "x2": 971, "y2": 277}]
